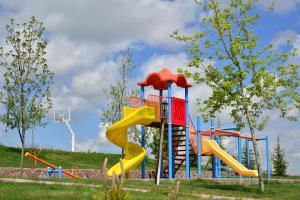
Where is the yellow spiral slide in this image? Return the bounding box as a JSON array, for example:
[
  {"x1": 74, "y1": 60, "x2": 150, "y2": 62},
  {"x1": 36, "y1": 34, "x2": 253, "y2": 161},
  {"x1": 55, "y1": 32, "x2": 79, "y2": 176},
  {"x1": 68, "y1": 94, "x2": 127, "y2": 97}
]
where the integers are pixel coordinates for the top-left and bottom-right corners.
[{"x1": 106, "y1": 106, "x2": 157, "y2": 176}]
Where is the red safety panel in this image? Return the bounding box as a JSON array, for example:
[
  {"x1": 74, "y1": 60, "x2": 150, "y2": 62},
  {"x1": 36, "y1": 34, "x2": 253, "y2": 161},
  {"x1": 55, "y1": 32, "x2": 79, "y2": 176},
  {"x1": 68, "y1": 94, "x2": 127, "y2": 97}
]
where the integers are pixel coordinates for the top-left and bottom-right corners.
[{"x1": 171, "y1": 97, "x2": 186, "y2": 126}]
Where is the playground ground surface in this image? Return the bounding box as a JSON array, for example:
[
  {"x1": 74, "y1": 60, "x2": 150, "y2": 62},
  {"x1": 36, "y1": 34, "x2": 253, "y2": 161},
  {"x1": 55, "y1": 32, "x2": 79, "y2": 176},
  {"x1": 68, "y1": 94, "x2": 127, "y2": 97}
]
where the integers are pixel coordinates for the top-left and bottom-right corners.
[
  {"x1": 1, "y1": 177, "x2": 300, "y2": 200},
  {"x1": 1, "y1": 144, "x2": 300, "y2": 199}
]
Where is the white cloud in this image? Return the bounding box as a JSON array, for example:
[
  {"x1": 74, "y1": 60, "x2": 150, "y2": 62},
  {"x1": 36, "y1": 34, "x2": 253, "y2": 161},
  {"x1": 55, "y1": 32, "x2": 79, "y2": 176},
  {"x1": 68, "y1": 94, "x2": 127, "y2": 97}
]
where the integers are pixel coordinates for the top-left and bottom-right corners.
[
  {"x1": 71, "y1": 61, "x2": 119, "y2": 97},
  {"x1": 46, "y1": 35, "x2": 104, "y2": 75},
  {"x1": 75, "y1": 125, "x2": 118, "y2": 153},
  {"x1": 139, "y1": 52, "x2": 189, "y2": 75},
  {"x1": 2, "y1": 0, "x2": 195, "y2": 48},
  {"x1": 272, "y1": 30, "x2": 298, "y2": 49},
  {"x1": 291, "y1": 152, "x2": 300, "y2": 159},
  {"x1": 259, "y1": 0, "x2": 300, "y2": 13},
  {"x1": 0, "y1": 0, "x2": 198, "y2": 113},
  {"x1": 272, "y1": 29, "x2": 300, "y2": 72},
  {"x1": 51, "y1": 59, "x2": 121, "y2": 112}
]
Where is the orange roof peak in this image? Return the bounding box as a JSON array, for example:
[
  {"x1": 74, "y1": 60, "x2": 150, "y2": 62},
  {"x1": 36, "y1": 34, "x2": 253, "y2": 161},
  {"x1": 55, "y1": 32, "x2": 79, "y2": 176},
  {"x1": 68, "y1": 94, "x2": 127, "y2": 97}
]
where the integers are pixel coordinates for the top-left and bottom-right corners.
[{"x1": 138, "y1": 67, "x2": 192, "y2": 90}]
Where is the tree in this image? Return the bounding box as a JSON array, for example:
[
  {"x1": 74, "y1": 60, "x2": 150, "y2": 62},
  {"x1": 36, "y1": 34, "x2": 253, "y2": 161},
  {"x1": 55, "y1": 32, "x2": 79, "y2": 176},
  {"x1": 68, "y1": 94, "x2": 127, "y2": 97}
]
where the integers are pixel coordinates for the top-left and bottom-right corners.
[
  {"x1": 101, "y1": 48, "x2": 159, "y2": 157},
  {"x1": 0, "y1": 17, "x2": 54, "y2": 176},
  {"x1": 272, "y1": 135, "x2": 288, "y2": 176},
  {"x1": 146, "y1": 128, "x2": 160, "y2": 158},
  {"x1": 172, "y1": 0, "x2": 299, "y2": 192},
  {"x1": 101, "y1": 48, "x2": 138, "y2": 127},
  {"x1": 242, "y1": 140, "x2": 255, "y2": 169},
  {"x1": 101, "y1": 48, "x2": 138, "y2": 154}
]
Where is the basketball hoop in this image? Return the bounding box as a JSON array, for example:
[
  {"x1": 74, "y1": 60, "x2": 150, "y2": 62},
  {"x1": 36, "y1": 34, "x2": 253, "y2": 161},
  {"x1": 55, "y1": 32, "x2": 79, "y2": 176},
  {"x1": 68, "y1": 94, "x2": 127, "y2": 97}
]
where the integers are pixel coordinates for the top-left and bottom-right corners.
[
  {"x1": 55, "y1": 118, "x2": 62, "y2": 123},
  {"x1": 54, "y1": 107, "x2": 76, "y2": 152},
  {"x1": 54, "y1": 107, "x2": 70, "y2": 123}
]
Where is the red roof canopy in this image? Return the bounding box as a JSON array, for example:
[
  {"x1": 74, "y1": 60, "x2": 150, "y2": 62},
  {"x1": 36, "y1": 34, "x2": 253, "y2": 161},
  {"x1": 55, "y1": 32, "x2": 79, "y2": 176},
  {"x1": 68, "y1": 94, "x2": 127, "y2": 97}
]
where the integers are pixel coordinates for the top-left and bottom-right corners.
[{"x1": 138, "y1": 68, "x2": 192, "y2": 90}]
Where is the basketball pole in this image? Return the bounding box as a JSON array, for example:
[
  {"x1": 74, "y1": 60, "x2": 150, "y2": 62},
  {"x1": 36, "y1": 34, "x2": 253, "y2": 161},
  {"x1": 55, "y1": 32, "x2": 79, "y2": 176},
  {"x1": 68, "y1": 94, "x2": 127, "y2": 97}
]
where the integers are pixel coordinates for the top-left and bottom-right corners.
[
  {"x1": 64, "y1": 120, "x2": 75, "y2": 152},
  {"x1": 54, "y1": 107, "x2": 75, "y2": 152}
]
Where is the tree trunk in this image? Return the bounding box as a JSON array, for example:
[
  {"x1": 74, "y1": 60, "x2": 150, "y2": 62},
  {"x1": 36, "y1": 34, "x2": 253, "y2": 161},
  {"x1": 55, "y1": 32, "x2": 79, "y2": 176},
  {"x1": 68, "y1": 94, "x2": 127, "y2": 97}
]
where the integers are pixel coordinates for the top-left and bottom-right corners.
[
  {"x1": 245, "y1": 110, "x2": 264, "y2": 192},
  {"x1": 20, "y1": 139, "x2": 25, "y2": 177}
]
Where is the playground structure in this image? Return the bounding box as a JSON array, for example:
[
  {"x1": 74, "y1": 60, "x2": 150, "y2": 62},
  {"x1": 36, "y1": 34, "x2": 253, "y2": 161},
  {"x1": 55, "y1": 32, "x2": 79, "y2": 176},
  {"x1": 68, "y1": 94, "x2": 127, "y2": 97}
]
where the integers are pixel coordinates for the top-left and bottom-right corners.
[
  {"x1": 106, "y1": 68, "x2": 271, "y2": 180},
  {"x1": 24, "y1": 152, "x2": 79, "y2": 178},
  {"x1": 46, "y1": 167, "x2": 63, "y2": 178}
]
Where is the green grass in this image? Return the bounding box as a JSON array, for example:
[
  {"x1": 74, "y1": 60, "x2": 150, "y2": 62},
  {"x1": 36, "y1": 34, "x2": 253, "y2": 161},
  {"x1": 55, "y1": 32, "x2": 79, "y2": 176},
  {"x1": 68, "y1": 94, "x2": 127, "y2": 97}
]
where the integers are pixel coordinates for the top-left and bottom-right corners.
[
  {"x1": 1, "y1": 178, "x2": 300, "y2": 200},
  {"x1": 0, "y1": 182, "x2": 99, "y2": 200},
  {"x1": 2, "y1": 144, "x2": 300, "y2": 199},
  {"x1": 0, "y1": 144, "x2": 207, "y2": 171},
  {"x1": 0, "y1": 181, "x2": 186, "y2": 200},
  {"x1": 0, "y1": 144, "x2": 156, "y2": 170}
]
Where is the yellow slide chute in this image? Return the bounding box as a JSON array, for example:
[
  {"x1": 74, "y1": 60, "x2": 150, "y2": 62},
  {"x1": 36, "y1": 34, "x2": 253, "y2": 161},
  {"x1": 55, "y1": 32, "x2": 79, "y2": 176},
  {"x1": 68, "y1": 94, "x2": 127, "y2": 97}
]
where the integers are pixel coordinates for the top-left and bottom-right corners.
[
  {"x1": 106, "y1": 106, "x2": 157, "y2": 176},
  {"x1": 202, "y1": 139, "x2": 258, "y2": 177}
]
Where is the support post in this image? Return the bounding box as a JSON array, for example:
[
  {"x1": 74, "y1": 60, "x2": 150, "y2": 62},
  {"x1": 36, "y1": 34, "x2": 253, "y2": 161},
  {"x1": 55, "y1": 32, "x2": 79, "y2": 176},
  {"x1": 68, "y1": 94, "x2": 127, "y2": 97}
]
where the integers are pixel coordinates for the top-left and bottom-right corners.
[
  {"x1": 211, "y1": 118, "x2": 217, "y2": 178},
  {"x1": 247, "y1": 139, "x2": 250, "y2": 169},
  {"x1": 46, "y1": 167, "x2": 51, "y2": 178},
  {"x1": 185, "y1": 87, "x2": 190, "y2": 179},
  {"x1": 246, "y1": 139, "x2": 252, "y2": 179},
  {"x1": 140, "y1": 85, "x2": 145, "y2": 179},
  {"x1": 167, "y1": 81, "x2": 173, "y2": 179},
  {"x1": 266, "y1": 136, "x2": 271, "y2": 181},
  {"x1": 159, "y1": 90, "x2": 163, "y2": 179},
  {"x1": 155, "y1": 108, "x2": 166, "y2": 185},
  {"x1": 58, "y1": 167, "x2": 63, "y2": 178},
  {"x1": 197, "y1": 116, "x2": 201, "y2": 178},
  {"x1": 216, "y1": 136, "x2": 221, "y2": 178},
  {"x1": 237, "y1": 136, "x2": 242, "y2": 179},
  {"x1": 64, "y1": 121, "x2": 75, "y2": 152}
]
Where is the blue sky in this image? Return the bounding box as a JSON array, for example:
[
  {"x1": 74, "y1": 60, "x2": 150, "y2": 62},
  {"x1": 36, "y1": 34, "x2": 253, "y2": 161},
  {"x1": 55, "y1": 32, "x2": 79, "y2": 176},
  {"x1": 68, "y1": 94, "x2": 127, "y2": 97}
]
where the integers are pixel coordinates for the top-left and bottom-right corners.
[{"x1": 0, "y1": 0, "x2": 299, "y2": 175}]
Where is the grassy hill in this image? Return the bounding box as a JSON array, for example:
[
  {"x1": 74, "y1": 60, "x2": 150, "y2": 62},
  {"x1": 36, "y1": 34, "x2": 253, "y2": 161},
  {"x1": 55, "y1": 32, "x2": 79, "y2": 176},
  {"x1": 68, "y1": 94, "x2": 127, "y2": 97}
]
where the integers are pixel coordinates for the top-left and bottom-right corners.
[{"x1": 0, "y1": 144, "x2": 156, "y2": 169}]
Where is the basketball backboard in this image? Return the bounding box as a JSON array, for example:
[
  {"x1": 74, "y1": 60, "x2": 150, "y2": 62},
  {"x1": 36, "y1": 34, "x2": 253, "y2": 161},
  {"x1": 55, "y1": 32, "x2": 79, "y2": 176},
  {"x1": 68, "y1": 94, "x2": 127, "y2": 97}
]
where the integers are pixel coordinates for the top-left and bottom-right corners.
[{"x1": 54, "y1": 107, "x2": 70, "y2": 123}]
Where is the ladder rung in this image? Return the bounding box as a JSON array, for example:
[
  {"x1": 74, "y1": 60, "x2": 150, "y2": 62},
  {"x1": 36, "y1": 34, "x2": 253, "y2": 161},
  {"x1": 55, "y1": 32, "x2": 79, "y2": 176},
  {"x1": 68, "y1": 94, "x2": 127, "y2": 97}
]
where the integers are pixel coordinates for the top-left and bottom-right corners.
[
  {"x1": 173, "y1": 139, "x2": 186, "y2": 142},
  {"x1": 173, "y1": 144, "x2": 186, "y2": 147}
]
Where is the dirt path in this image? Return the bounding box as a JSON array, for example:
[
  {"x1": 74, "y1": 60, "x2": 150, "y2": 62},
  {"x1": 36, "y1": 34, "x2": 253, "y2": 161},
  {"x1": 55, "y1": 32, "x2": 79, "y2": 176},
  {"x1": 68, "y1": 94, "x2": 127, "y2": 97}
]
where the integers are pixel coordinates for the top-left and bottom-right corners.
[{"x1": 0, "y1": 177, "x2": 148, "y2": 193}]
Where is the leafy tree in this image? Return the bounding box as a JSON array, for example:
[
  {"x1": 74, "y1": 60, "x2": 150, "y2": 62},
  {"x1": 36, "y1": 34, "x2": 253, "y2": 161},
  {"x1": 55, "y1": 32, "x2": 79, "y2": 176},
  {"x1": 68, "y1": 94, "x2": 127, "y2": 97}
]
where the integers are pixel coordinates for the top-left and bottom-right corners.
[
  {"x1": 172, "y1": 0, "x2": 300, "y2": 191},
  {"x1": 101, "y1": 48, "x2": 159, "y2": 157},
  {"x1": 272, "y1": 135, "x2": 288, "y2": 176},
  {"x1": 0, "y1": 17, "x2": 54, "y2": 176},
  {"x1": 101, "y1": 48, "x2": 138, "y2": 126},
  {"x1": 147, "y1": 128, "x2": 160, "y2": 158},
  {"x1": 242, "y1": 140, "x2": 256, "y2": 169},
  {"x1": 101, "y1": 48, "x2": 138, "y2": 154}
]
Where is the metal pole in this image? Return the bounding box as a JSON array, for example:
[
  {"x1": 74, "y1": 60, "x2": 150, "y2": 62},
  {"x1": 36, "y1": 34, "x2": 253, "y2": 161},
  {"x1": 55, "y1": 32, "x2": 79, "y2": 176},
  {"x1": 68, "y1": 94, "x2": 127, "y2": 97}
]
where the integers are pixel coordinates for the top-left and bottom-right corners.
[
  {"x1": 266, "y1": 136, "x2": 271, "y2": 181},
  {"x1": 167, "y1": 81, "x2": 173, "y2": 179},
  {"x1": 247, "y1": 139, "x2": 250, "y2": 169},
  {"x1": 58, "y1": 167, "x2": 63, "y2": 178},
  {"x1": 185, "y1": 87, "x2": 190, "y2": 179},
  {"x1": 197, "y1": 116, "x2": 201, "y2": 178},
  {"x1": 64, "y1": 120, "x2": 75, "y2": 152},
  {"x1": 159, "y1": 89, "x2": 163, "y2": 179},
  {"x1": 237, "y1": 136, "x2": 242, "y2": 179},
  {"x1": 211, "y1": 118, "x2": 216, "y2": 178},
  {"x1": 216, "y1": 136, "x2": 221, "y2": 178},
  {"x1": 140, "y1": 85, "x2": 145, "y2": 179},
  {"x1": 155, "y1": 113, "x2": 165, "y2": 185}
]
